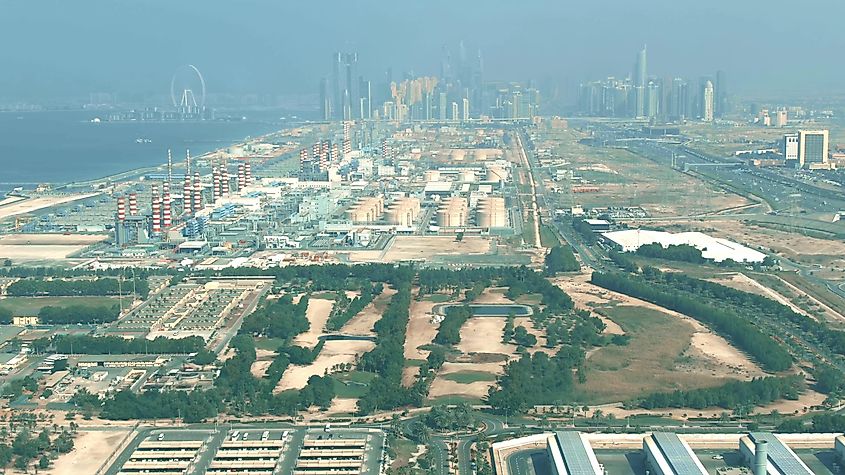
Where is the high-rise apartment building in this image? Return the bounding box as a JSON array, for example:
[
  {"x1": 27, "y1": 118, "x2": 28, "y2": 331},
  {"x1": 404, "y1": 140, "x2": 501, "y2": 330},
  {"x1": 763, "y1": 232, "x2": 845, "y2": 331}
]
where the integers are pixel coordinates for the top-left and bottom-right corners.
[
  {"x1": 798, "y1": 130, "x2": 829, "y2": 168},
  {"x1": 702, "y1": 80, "x2": 714, "y2": 122}
]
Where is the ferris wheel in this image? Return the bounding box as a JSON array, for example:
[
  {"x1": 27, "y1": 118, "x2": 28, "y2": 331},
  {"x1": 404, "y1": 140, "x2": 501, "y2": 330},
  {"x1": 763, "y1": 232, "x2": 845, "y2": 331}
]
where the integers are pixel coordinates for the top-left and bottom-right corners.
[{"x1": 170, "y1": 64, "x2": 206, "y2": 112}]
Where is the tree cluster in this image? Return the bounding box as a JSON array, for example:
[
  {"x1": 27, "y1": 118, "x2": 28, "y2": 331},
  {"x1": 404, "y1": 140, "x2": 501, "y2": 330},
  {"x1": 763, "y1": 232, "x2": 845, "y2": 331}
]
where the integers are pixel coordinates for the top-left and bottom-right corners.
[
  {"x1": 357, "y1": 283, "x2": 414, "y2": 414},
  {"x1": 7, "y1": 277, "x2": 149, "y2": 298},
  {"x1": 434, "y1": 306, "x2": 472, "y2": 346},
  {"x1": 38, "y1": 304, "x2": 120, "y2": 324},
  {"x1": 49, "y1": 334, "x2": 205, "y2": 354},
  {"x1": 326, "y1": 282, "x2": 383, "y2": 331},
  {"x1": 639, "y1": 376, "x2": 803, "y2": 410},
  {"x1": 634, "y1": 243, "x2": 704, "y2": 263},
  {"x1": 544, "y1": 245, "x2": 580, "y2": 275},
  {"x1": 240, "y1": 294, "x2": 310, "y2": 340}
]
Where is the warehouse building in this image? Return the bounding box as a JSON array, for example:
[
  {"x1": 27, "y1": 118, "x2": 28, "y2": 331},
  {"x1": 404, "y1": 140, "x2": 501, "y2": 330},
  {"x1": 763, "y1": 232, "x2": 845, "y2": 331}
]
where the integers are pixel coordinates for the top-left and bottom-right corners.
[
  {"x1": 547, "y1": 431, "x2": 603, "y2": 475},
  {"x1": 643, "y1": 432, "x2": 708, "y2": 475},
  {"x1": 739, "y1": 432, "x2": 813, "y2": 475},
  {"x1": 602, "y1": 229, "x2": 766, "y2": 263}
]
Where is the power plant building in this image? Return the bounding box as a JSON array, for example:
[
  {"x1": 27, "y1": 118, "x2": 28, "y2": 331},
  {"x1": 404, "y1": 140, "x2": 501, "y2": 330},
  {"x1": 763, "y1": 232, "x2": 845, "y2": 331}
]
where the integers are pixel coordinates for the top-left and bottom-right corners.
[
  {"x1": 643, "y1": 432, "x2": 707, "y2": 475},
  {"x1": 547, "y1": 432, "x2": 603, "y2": 475},
  {"x1": 739, "y1": 432, "x2": 813, "y2": 475},
  {"x1": 477, "y1": 197, "x2": 508, "y2": 228},
  {"x1": 436, "y1": 197, "x2": 468, "y2": 227},
  {"x1": 346, "y1": 196, "x2": 384, "y2": 224},
  {"x1": 385, "y1": 197, "x2": 421, "y2": 227}
]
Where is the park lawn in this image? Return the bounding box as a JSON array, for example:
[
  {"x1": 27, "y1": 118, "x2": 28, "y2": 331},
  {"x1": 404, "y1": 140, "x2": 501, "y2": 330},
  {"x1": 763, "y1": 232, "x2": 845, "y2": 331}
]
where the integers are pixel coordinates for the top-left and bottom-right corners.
[
  {"x1": 254, "y1": 337, "x2": 287, "y2": 351},
  {"x1": 421, "y1": 293, "x2": 452, "y2": 303},
  {"x1": 389, "y1": 438, "x2": 420, "y2": 471},
  {"x1": 574, "y1": 305, "x2": 730, "y2": 405},
  {"x1": 331, "y1": 371, "x2": 377, "y2": 398},
  {"x1": 539, "y1": 224, "x2": 561, "y2": 248},
  {"x1": 0, "y1": 296, "x2": 120, "y2": 315},
  {"x1": 441, "y1": 371, "x2": 497, "y2": 384},
  {"x1": 443, "y1": 370, "x2": 496, "y2": 384}
]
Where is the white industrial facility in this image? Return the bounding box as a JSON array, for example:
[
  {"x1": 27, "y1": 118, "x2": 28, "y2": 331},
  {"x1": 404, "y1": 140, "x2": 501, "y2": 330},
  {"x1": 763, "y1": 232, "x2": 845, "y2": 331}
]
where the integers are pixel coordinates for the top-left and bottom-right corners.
[{"x1": 601, "y1": 229, "x2": 767, "y2": 263}]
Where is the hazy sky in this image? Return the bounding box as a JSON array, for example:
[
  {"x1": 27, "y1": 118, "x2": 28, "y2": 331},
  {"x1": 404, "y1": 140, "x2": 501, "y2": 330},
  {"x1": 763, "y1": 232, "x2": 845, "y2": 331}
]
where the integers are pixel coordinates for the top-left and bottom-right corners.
[{"x1": 1, "y1": 0, "x2": 843, "y2": 102}]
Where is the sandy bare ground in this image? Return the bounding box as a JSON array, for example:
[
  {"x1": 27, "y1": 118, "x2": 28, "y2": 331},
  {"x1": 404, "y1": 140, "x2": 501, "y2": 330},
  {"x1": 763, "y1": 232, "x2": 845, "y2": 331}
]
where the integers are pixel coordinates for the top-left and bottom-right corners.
[
  {"x1": 340, "y1": 287, "x2": 397, "y2": 336},
  {"x1": 0, "y1": 193, "x2": 100, "y2": 220},
  {"x1": 404, "y1": 297, "x2": 439, "y2": 360},
  {"x1": 47, "y1": 429, "x2": 131, "y2": 475},
  {"x1": 402, "y1": 366, "x2": 420, "y2": 387},
  {"x1": 429, "y1": 361, "x2": 506, "y2": 399},
  {"x1": 292, "y1": 298, "x2": 334, "y2": 348},
  {"x1": 0, "y1": 244, "x2": 92, "y2": 261},
  {"x1": 711, "y1": 273, "x2": 812, "y2": 319},
  {"x1": 429, "y1": 372, "x2": 492, "y2": 399},
  {"x1": 555, "y1": 273, "x2": 764, "y2": 377},
  {"x1": 323, "y1": 397, "x2": 358, "y2": 415},
  {"x1": 0, "y1": 233, "x2": 107, "y2": 245},
  {"x1": 693, "y1": 219, "x2": 845, "y2": 261},
  {"x1": 472, "y1": 287, "x2": 515, "y2": 304},
  {"x1": 274, "y1": 340, "x2": 374, "y2": 392},
  {"x1": 0, "y1": 233, "x2": 107, "y2": 262},
  {"x1": 347, "y1": 236, "x2": 492, "y2": 263},
  {"x1": 457, "y1": 318, "x2": 515, "y2": 355},
  {"x1": 251, "y1": 347, "x2": 277, "y2": 379}
]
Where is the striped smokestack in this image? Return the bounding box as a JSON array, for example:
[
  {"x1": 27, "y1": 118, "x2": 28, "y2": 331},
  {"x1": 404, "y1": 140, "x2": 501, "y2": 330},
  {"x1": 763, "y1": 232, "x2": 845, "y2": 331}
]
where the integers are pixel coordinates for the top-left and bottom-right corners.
[
  {"x1": 162, "y1": 182, "x2": 172, "y2": 229},
  {"x1": 151, "y1": 184, "x2": 161, "y2": 233},
  {"x1": 116, "y1": 196, "x2": 126, "y2": 222},
  {"x1": 237, "y1": 163, "x2": 246, "y2": 190},
  {"x1": 128, "y1": 193, "x2": 138, "y2": 216},
  {"x1": 212, "y1": 167, "x2": 221, "y2": 202},
  {"x1": 193, "y1": 172, "x2": 202, "y2": 212}
]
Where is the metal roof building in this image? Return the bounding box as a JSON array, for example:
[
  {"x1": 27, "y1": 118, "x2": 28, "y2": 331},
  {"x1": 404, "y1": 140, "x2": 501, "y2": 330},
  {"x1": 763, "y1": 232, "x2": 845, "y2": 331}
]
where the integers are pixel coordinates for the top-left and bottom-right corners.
[
  {"x1": 643, "y1": 432, "x2": 708, "y2": 475},
  {"x1": 740, "y1": 432, "x2": 813, "y2": 475},
  {"x1": 547, "y1": 432, "x2": 603, "y2": 475}
]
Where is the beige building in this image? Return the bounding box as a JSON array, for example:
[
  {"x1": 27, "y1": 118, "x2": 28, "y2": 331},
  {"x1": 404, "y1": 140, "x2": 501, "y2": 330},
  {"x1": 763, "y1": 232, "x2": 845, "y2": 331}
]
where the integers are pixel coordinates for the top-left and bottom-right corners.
[
  {"x1": 436, "y1": 197, "x2": 468, "y2": 227},
  {"x1": 346, "y1": 196, "x2": 384, "y2": 223},
  {"x1": 385, "y1": 197, "x2": 421, "y2": 227},
  {"x1": 477, "y1": 197, "x2": 508, "y2": 228},
  {"x1": 798, "y1": 130, "x2": 829, "y2": 168}
]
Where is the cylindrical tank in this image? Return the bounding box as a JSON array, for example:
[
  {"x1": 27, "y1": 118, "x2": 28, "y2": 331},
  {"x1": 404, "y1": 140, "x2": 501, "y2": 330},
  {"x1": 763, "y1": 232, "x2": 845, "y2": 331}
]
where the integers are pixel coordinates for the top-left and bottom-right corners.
[{"x1": 753, "y1": 440, "x2": 768, "y2": 475}]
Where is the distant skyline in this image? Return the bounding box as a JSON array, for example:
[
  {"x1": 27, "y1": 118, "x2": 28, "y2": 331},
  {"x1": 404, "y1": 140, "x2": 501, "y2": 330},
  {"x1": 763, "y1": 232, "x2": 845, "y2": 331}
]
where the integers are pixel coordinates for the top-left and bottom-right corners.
[{"x1": 1, "y1": 0, "x2": 844, "y2": 103}]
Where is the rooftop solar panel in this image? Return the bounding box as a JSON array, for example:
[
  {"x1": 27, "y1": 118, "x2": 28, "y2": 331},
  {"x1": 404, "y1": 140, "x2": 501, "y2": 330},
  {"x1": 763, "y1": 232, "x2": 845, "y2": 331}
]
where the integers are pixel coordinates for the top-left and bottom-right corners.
[
  {"x1": 554, "y1": 432, "x2": 600, "y2": 475},
  {"x1": 652, "y1": 432, "x2": 707, "y2": 475},
  {"x1": 749, "y1": 432, "x2": 813, "y2": 475}
]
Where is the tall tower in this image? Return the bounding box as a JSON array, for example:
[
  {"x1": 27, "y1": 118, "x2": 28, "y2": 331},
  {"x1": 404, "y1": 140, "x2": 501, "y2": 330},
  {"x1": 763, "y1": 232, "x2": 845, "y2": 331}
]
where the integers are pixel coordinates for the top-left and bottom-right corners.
[
  {"x1": 702, "y1": 80, "x2": 715, "y2": 122},
  {"x1": 193, "y1": 172, "x2": 202, "y2": 212},
  {"x1": 162, "y1": 182, "x2": 172, "y2": 229},
  {"x1": 634, "y1": 45, "x2": 647, "y2": 117}
]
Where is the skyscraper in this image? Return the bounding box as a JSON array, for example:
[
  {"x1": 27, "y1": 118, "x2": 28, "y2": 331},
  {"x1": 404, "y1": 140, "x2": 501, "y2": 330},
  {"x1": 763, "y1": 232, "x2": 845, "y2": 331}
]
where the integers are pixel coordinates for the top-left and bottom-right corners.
[
  {"x1": 634, "y1": 45, "x2": 647, "y2": 117},
  {"x1": 319, "y1": 77, "x2": 331, "y2": 120},
  {"x1": 331, "y1": 52, "x2": 343, "y2": 120},
  {"x1": 702, "y1": 80, "x2": 714, "y2": 122}
]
